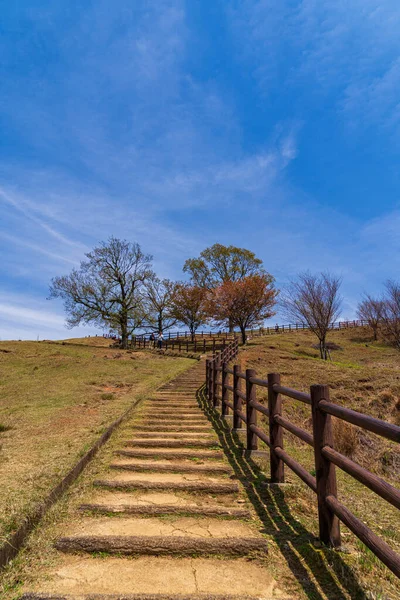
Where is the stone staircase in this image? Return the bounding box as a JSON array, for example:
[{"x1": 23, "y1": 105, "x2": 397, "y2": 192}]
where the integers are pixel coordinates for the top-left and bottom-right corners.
[{"x1": 22, "y1": 360, "x2": 290, "y2": 600}]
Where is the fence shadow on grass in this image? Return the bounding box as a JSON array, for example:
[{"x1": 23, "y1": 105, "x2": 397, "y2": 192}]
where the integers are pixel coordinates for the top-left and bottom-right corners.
[{"x1": 196, "y1": 384, "x2": 368, "y2": 600}]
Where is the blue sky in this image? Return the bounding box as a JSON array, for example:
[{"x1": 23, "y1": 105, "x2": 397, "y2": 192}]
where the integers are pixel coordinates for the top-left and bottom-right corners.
[{"x1": 1, "y1": 0, "x2": 400, "y2": 339}]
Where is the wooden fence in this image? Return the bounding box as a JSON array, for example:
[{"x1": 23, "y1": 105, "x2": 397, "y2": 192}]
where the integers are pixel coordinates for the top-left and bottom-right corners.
[
  {"x1": 132, "y1": 330, "x2": 234, "y2": 342},
  {"x1": 132, "y1": 319, "x2": 369, "y2": 343},
  {"x1": 131, "y1": 335, "x2": 236, "y2": 354},
  {"x1": 205, "y1": 341, "x2": 400, "y2": 578}
]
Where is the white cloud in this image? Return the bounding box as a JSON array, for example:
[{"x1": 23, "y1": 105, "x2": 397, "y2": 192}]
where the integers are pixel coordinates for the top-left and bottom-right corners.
[{"x1": 228, "y1": 0, "x2": 400, "y2": 132}]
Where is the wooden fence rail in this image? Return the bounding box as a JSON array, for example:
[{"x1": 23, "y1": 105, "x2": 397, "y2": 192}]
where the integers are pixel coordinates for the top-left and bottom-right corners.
[
  {"x1": 206, "y1": 341, "x2": 400, "y2": 579},
  {"x1": 131, "y1": 336, "x2": 236, "y2": 354},
  {"x1": 131, "y1": 318, "x2": 370, "y2": 343}
]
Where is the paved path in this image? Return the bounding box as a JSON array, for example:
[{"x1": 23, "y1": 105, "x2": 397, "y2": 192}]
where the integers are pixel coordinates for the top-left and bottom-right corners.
[{"x1": 22, "y1": 360, "x2": 291, "y2": 600}]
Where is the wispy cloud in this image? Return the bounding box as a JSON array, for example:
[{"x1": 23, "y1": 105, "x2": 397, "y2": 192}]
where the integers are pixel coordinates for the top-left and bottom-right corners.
[{"x1": 228, "y1": 0, "x2": 400, "y2": 133}]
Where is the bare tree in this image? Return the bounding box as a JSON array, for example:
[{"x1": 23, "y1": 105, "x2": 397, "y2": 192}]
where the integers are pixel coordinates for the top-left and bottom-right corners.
[
  {"x1": 357, "y1": 294, "x2": 383, "y2": 341},
  {"x1": 144, "y1": 277, "x2": 177, "y2": 334},
  {"x1": 49, "y1": 237, "x2": 153, "y2": 349},
  {"x1": 380, "y1": 280, "x2": 400, "y2": 349},
  {"x1": 281, "y1": 272, "x2": 342, "y2": 360}
]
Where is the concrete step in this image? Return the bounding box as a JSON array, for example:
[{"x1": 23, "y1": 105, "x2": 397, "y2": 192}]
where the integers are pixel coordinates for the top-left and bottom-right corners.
[
  {"x1": 144, "y1": 410, "x2": 203, "y2": 416},
  {"x1": 142, "y1": 420, "x2": 209, "y2": 427},
  {"x1": 116, "y1": 449, "x2": 224, "y2": 460},
  {"x1": 79, "y1": 502, "x2": 250, "y2": 518},
  {"x1": 128, "y1": 432, "x2": 213, "y2": 439},
  {"x1": 94, "y1": 476, "x2": 238, "y2": 494},
  {"x1": 20, "y1": 556, "x2": 280, "y2": 599},
  {"x1": 23, "y1": 595, "x2": 284, "y2": 600},
  {"x1": 55, "y1": 535, "x2": 267, "y2": 557},
  {"x1": 55, "y1": 516, "x2": 258, "y2": 540},
  {"x1": 147, "y1": 405, "x2": 200, "y2": 410},
  {"x1": 124, "y1": 439, "x2": 218, "y2": 448},
  {"x1": 132, "y1": 426, "x2": 212, "y2": 433},
  {"x1": 109, "y1": 460, "x2": 231, "y2": 474}
]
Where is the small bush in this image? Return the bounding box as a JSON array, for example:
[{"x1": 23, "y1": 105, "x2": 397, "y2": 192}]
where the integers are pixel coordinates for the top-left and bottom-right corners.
[
  {"x1": 333, "y1": 419, "x2": 358, "y2": 458},
  {"x1": 0, "y1": 424, "x2": 12, "y2": 433},
  {"x1": 100, "y1": 393, "x2": 114, "y2": 401}
]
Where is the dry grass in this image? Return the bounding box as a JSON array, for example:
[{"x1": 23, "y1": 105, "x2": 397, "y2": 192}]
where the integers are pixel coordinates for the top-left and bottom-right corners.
[
  {"x1": 239, "y1": 327, "x2": 400, "y2": 598},
  {"x1": 0, "y1": 339, "x2": 193, "y2": 548}
]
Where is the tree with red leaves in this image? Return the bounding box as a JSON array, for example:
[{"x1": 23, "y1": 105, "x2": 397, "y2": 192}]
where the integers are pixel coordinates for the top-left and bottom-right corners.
[
  {"x1": 170, "y1": 283, "x2": 209, "y2": 340},
  {"x1": 208, "y1": 274, "x2": 277, "y2": 344}
]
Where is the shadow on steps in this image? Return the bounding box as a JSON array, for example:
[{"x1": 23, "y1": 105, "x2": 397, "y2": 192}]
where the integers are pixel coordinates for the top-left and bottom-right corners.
[{"x1": 196, "y1": 384, "x2": 368, "y2": 600}]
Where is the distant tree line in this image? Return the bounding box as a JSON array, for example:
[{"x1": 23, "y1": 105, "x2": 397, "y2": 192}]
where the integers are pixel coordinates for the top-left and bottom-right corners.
[{"x1": 48, "y1": 236, "x2": 400, "y2": 358}]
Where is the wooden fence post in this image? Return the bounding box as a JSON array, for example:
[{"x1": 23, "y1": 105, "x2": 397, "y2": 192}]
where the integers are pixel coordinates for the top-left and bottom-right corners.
[
  {"x1": 233, "y1": 364, "x2": 242, "y2": 430},
  {"x1": 268, "y1": 373, "x2": 284, "y2": 483},
  {"x1": 212, "y1": 357, "x2": 219, "y2": 407},
  {"x1": 246, "y1": 369, "x2": 258, "y2": 451},
  {"x1": 310, "y1": 384, "x2": 341, "y2": 547},
  {"x1": 221, "y1": 361, "x2": 229, "y2": 417},
  {"x1": 208, "y1": 358, "x2": 214, "y2": 406}
]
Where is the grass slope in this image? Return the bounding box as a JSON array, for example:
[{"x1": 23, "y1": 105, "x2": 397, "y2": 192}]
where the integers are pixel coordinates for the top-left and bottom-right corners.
[
  {"x1": 239, "y1": 327, "x2": 400, "y2": 599},
  {"x1": 0, "y1": 339, "x2": 193, "y2": 548}
]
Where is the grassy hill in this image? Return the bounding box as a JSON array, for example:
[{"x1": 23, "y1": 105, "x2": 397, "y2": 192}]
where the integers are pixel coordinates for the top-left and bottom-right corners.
[
  {"x1": 237, "y1": 327, "x2": 399, "y2": 598},
  {"x1": 0, "y1": 339, "x2": 193, "y2": 552}
]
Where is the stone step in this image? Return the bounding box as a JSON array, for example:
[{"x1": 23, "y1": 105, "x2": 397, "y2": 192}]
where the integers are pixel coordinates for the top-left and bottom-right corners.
[
  {"x1": 124, "y1": 439, "x2": 218, "y2": 448},
  {"x1": 23, "y1": 595, "x2": 283, "y2": 600},
  {"x1": 144, "y1": 410, "x2": 203, "y2": 416},
  {"x1": 79, "y1": 502, "x2": 250, "y2": 518},
  {"x1": 20, "y1": 556, "x2": 280, "y2": 598},
  {"x1": 116, "y1": 449, "x2": 224, "y2": 460},
  {"x1": 128, "y1": 432, "x2": 212, "y2": 439},
  {"x1": 131, "y1": 426, "x2": 212, "y2": 433},
  {"x1": 55, "y1": 536, "x2": 267, "y2": 557},
  {"x1": 94, "y1": 477, "x2": 238, "y2": 494},
  {"x1": 109, "y1": 460, "x2": 231, "y2": 474},
  {"x1": 55, "y1": 516, "x2": 257, "y2": 540},
  {"x1": 142, "y1": 420, "x2": 211, "y2": 427},
  {"x1": 149, "y1": 403, "x2": 202, "y2": 408}
]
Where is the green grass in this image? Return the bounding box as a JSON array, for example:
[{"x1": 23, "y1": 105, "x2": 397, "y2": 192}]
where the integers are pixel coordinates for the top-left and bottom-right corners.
[{"x1": 0, "y1": 339, "x2": 193, "y2": 547}]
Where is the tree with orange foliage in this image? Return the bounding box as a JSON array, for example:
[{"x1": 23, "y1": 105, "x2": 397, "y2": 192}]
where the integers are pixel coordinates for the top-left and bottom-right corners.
[
  {"x1": 170, "y1": 283, "x2": 209, "y2": 340},
  {"x1": 208, "y1": 274, "x2": 277, "y2": 344}
]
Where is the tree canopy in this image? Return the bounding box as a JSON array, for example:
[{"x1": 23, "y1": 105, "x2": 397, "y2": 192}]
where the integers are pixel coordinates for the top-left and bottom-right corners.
[
  {"x1": 207, "y1": 274, "x2": 277, "y2": 343},
  {"x1": 183, "y1": 243, "x2": 264, "y2": 288},
  {"x1": 170, "y1": 283, "x2": 209, "y2": 340},
  {"x1": 49, "y1": 237, "x2": 153, "y2": 348}
]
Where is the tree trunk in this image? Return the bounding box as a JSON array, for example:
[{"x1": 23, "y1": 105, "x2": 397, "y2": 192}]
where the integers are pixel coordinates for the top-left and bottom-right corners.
[
  {"x1": 319, "y1": 338, "x2": 327, "y2": 360},
  {"x1": 158, "y1": 313, "x2": 162, "y2": 335},
  {"x1": 240, "y1": 326, "x2": 246, "y2": 345},
  {"x1": 121, "y1": 320, "x2": 128, "y2": 350},
  {"x1": 228, "y1": 317, "x2": 234, "y2": 333}
]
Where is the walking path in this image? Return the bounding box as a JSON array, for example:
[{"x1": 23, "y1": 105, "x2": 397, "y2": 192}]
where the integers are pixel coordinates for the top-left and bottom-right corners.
[{"x1": 22, "y1": 360, "x2": 291, "y2": 600}]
